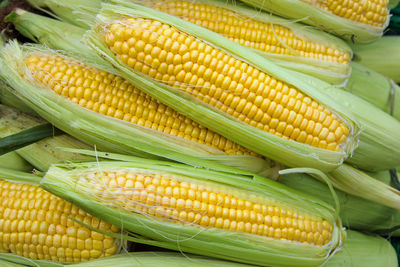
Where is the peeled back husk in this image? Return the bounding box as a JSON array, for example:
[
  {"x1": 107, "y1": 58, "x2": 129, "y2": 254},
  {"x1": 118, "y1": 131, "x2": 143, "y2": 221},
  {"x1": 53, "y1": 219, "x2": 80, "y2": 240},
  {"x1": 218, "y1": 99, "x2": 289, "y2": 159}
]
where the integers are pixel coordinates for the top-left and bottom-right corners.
[
  {"x1": 41, "y1": 155, "x2": 344, "y2": 267},
  {"x1": 84, "y1": 1, "x2": 361, "y2": 172}
]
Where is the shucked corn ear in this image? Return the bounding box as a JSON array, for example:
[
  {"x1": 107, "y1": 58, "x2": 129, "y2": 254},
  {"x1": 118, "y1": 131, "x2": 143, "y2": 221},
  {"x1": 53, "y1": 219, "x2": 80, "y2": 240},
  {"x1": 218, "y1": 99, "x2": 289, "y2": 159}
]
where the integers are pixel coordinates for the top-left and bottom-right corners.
[
  {"x1": 82, "y1": 1, "x2": 360, "y2": 171},
  {"x1": 241, "y1": 0, "x2": 390, "y2": 43},
  {"x1": 21, "y1": 1, "x2": 352, "y2": 85},
  {"x1": 41, "y1": 154, "x2": 344, "y2": 267},
  {"x1": 0, "y1": 168, "x2": 121, "y2": 263},
  {"x1": 350, "y1": 36, "x2": 400, "y2": 83},
  {"x1": 343, "y1": 62, "x2": 400, "y2": 120},
  {"x1": 0, "y1": 41, "x2": 280, "y2": 178}
]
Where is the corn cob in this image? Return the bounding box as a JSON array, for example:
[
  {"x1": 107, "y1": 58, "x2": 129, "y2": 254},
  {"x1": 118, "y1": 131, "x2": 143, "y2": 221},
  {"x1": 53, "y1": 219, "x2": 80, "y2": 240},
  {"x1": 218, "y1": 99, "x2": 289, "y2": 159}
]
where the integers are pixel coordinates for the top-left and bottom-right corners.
[
  {"x1": 41, "y1": 155, "x2": 344, "y2": 267},
  {"x1": 342, "y1": 62, "x2": 400, "y2": 120},
  {"x1": 0, "y1": 168, "x2": 120, "y2": 263},
  {"x1": 21, "y1": 1, "x2": 352, "y2": 85},
  {"x1": 80, "y1": 1, "x2": 360, "y2": 171},
  {"x1": 350, "y1": 36, "x2": 400, "y2": 83},
  {"x1": 241, "y1": 0, "x2": 390, "y2": 42}
]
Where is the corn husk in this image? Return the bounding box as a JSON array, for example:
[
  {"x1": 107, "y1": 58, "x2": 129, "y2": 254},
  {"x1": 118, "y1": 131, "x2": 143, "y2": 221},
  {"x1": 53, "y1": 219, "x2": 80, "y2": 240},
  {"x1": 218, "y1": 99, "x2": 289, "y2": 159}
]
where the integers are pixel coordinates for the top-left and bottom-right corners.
[
  {"x1": 41, "y1": 154, "x2": 344, "y2": 267},
  {"x1": 0, "y1": 42, "x2": 279, "y2": 178},
  {"x1": 351, "y1": 36, "x2": 400, "y2": 82},
  {"x1": 70, "y1": 252, "x2": 251, "y2": 267},
  {"x1": 26, "y1": 0, "x2": 100, "y2": 29},
  {"x1": 390, "y1": 0, "x2": 400, "y2": 8},
  {"x1": 325, "y1": 230, "x2": 397, "y2": 267},
  {"x1": 0, "y1": 81, "x2": 36, "y2": 115},
  {"x1": 22, "y1": 0, "x2": 352, "y2": 85},
  {"x1": 280, "y1": 171, "x2": 400, "y2": 234},
  {"x1": 240, "y1": 0, "x2": 390, "y2": 43},
  {"x1": 16, "y1": 135, "x2": 92, "y2": 172},
  {"x1": 342, "y1": 62, "x2": 400, "y2": 120},
  {"x1": 0, "y1": 152, "x2": 32, "y2": 172},
  {"x1": 83, "y1": 1, "x2": 361, "y2": 172}
]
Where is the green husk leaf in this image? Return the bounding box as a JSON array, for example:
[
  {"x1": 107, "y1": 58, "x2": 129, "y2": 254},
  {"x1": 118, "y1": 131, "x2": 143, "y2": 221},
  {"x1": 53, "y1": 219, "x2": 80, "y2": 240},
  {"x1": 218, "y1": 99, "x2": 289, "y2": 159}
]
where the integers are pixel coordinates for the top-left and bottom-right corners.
[
  {"x1": 327, "y1": 164, "x2": 400, "y2": 210},
  {"x1": 0, "y1": 81, "x2": 37, "y2": 114},
  {"x1": 41, "y1": 157, "x2": 344, "y2": 267},
  {"x1": 389, "y1": 0, "x2": 400, "y2": 9},
  {"x1": 0, "y1": 152, "x2": 32, "y2": 172},
  {"x1": 0, "y1": 123, "x2": 62, "y2": 156},
  {"x1": 69, "y1": 252, "x2": 251, "y2": 267},
  {"x1": 26, "y1": 0, "x2": 101, "y2": 29},
  {"x1": 0, "y1": 41, "x2": 278, "y2": 178},
  {"x1": 7, "y1": 9, "x2": 103, "y2": 67},
  {"x1": 351, "y1": 36, "x2": 400, "y2": 82},
  {"x1": 325, "y1": 230, "x2": 398, "y2": 267},
  {"x1": 16, "y1": 135, "x2": 93, "y2": 172},
  {"x1": 84, "y1": 1, "x2": 361, "y2": 172},
  {"x1": 0, "y1": 254, "x2": 61, "y2": 267},
  {"x1": 0, "y1": 104, "x2": 44, "y2": 137},
  {"x1": 279, "y1": 172, "x2": 400, "y2": 235},
  {"x1": 0, "y1": 167, "x2": 41, "y2": 186},
  {"x1": 342, "y1": 62, "x2": 400, "y2": 120},
  {"x1": 240, "y1": 0, "x2": 389, "y2": 43}
]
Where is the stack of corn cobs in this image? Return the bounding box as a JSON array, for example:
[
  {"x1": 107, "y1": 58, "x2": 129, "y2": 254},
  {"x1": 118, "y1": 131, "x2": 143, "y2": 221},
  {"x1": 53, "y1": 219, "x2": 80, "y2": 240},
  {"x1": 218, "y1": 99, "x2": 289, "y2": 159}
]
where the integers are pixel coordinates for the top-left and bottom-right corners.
[{"x1": 0, "y1": 0, "x2": 399, "y2": 266}]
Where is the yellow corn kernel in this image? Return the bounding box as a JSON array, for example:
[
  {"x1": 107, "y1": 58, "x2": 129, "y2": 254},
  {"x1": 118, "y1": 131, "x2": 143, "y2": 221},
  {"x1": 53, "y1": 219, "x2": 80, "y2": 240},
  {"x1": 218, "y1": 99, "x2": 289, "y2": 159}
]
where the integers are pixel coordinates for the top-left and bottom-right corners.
[{"x1": 0, "y1": 180, "x2": 119, "y2": 263}]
